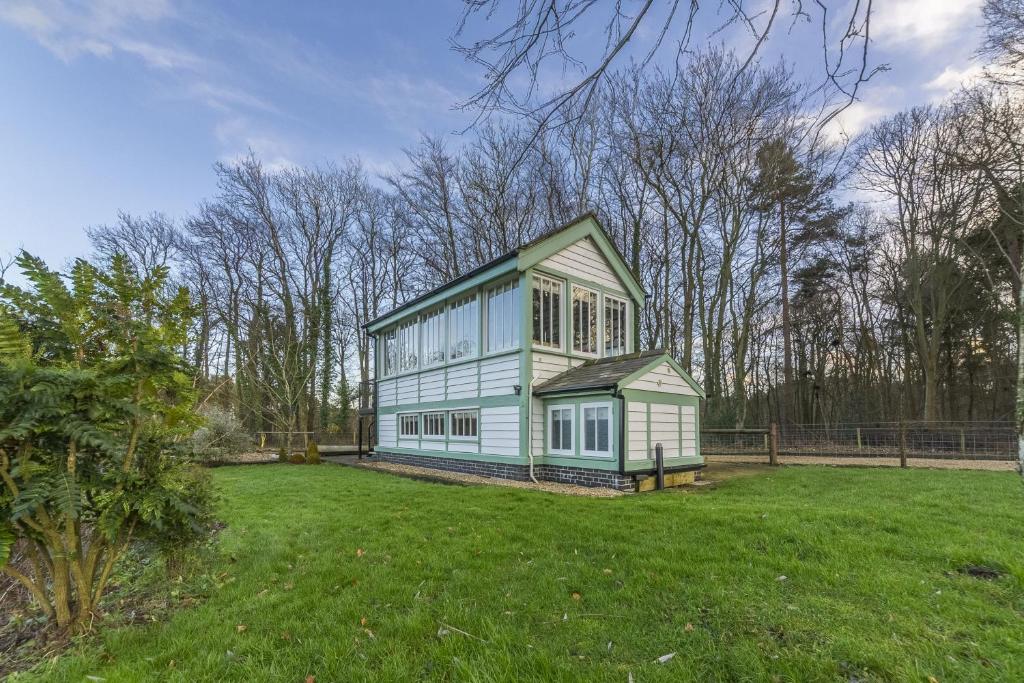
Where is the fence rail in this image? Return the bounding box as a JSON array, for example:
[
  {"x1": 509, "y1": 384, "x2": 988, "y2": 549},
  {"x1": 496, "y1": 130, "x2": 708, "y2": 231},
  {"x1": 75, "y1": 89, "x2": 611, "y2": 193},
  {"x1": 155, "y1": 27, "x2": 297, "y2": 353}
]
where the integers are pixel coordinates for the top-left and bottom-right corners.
[{"x1": 702, "y1": 423, "x2": 1018, "y2": 463}]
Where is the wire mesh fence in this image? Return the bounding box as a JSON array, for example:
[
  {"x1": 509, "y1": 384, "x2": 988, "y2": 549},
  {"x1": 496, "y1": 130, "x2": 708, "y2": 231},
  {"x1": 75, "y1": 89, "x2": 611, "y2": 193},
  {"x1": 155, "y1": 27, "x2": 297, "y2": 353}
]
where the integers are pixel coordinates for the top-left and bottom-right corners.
[{"x1": 703, "y1": 422, "x2": 1018, "y2": 462}]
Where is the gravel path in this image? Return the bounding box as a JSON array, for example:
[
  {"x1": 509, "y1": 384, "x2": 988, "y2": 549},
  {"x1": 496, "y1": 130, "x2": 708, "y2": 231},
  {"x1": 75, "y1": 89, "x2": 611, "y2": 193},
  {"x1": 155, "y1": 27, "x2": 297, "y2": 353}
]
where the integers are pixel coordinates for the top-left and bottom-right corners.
[
  {"x1": 355, "y1": 461, "x2": 626, "y2": 497},
  {"x1": 706, "y1": 455, "x2": 1018, "y2": 471}
]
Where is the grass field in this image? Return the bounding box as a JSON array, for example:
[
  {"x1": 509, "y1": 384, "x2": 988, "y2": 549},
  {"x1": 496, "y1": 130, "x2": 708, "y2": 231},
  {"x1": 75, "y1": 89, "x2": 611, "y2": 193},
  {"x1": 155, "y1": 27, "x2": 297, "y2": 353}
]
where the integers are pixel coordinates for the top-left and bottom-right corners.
[{"x1": 14, "y1": 464, "x2": 1024, "y2": 682}]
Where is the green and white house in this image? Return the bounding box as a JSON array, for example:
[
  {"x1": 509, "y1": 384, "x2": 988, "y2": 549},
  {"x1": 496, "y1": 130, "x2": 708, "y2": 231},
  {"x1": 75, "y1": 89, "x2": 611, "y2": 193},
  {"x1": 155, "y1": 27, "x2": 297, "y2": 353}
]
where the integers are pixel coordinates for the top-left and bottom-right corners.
[{"x1": 364, "y1": 213, "x2": 704, "y2": 491}]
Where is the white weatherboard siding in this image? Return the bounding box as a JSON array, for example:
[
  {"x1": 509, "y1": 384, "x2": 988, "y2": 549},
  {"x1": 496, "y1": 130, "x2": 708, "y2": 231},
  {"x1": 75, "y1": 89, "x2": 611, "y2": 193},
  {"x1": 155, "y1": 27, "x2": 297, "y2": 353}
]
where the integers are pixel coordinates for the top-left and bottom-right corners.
[
  {"x1": 540, "y1": 236, "x2": 625, "y2": 293},
  {"x1": 397, "y1": 376, "x2": 418, "y2": 404},
  {"x1": 650, "y1": 404, "x2": 680, "y2": 457},
  {"x1": 480, "y1": 406, "x2": 521, "y2": 456},
  {"x1": 398, "y1": 438, "x2": 418, "y2": 450},
  {"x1": 480, "y1": 355, "x2": 519, "y2": 397},
  {"x1": 627, "y1": 402, "x2": 648, "y2": 460},
  {"x1": 447, "y1": 441, "x2": 479, "y2": 454},
  {"x1": 378, "y1": 414, "x2": 397, "y2": 448},
  {"x1": 378, "y1": 379, "x2": 397, "y2": 407},
  {"x1": 624, "y1": 362, "x2": 697, "y2": 396},
  {"x1": 421, "y1": 440, "x2": 446, "y2": 451},
  {"x1": 531, "y1": 352, "x2": 572, "y2": 454},
  {"x1": 681, "y1": 405, "x2": 697, "y2": 456},
  {"x1": 419, "y1": 369, "x2": 445, "y2": 402},
  {"x1": 446, "y1": 363, "x2": 478, "y2": 400}
]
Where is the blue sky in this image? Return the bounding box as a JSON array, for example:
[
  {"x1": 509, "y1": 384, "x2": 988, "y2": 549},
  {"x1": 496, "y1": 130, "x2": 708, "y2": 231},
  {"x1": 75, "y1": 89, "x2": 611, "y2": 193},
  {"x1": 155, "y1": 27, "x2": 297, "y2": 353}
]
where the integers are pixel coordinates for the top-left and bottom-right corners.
[{"x1": 0, "y1": 0, "x2": 990, "y2": 269}]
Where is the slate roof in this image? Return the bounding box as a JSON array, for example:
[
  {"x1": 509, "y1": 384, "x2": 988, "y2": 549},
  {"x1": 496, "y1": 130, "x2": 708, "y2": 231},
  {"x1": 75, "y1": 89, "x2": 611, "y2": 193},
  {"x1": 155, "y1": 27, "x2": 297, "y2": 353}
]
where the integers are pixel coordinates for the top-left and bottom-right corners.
[{"x1": 534, "y1": 349, "x2": 666, "y2": 395}]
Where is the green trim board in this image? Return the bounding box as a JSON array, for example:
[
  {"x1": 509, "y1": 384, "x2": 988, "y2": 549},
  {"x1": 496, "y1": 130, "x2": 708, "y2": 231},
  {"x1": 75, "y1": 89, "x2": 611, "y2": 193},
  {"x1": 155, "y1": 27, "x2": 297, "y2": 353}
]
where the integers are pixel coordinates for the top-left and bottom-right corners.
[
  {"x1": 378, "y1": 394, "x2": 520, "y2": 414},
  {"x1": 619, "y1": 389, "x2": 701, "y2": 472}
]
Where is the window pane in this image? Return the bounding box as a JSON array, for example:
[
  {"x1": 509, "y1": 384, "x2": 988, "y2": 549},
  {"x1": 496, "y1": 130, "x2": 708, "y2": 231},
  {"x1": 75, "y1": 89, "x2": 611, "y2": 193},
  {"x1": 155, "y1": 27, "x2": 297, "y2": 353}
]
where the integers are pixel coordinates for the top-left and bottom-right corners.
[
  {"x1": 585, "y1": 409, "x2": 596, "y2": 451},
  {"x1": 561, "y1": 413, "x2": 572, "y2": 451},
  {"x1": 597, "y1": 408, "x2": 609, "y2": 451},
  {"x1": 550, "y1": 412, "x2": 560, "y2": 450},
  {"x1": 487, "y1": 280, "x2": 520, "y2": 352}
]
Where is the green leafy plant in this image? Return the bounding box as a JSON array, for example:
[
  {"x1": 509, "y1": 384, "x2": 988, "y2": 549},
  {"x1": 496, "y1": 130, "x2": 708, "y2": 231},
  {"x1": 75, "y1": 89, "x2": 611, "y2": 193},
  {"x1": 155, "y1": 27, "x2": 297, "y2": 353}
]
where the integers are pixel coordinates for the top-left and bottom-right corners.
[
  {"x1": 305, "y1": 441, "x2": 320, "y2": 465},
  {"x1": 0, "y1": 253, "x2": 213, "y2": 633},
  {"x1": 287, "y1": 452, "x2": 306, "y2": 465}
]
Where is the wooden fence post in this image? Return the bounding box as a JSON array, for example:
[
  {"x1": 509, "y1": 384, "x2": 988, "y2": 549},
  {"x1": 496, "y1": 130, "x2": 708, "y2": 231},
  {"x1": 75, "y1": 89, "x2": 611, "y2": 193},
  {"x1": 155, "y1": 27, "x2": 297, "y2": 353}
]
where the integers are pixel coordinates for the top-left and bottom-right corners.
[
  {"x1": 856, "y1": 427, "x2": 862, "y2": 451},
  {"x1": 898, "y1": 421, "x2": 908, "y2": 468},
  {"x1": 769, "y1": 422, "x2": 779, "y2": 466}
]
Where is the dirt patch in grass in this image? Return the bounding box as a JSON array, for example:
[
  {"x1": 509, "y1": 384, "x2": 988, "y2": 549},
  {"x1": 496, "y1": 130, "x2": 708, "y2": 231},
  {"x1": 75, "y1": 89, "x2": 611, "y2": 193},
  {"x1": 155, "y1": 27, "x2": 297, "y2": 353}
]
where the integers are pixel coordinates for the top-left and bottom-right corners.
[
  {"x1": 958, "y1": 564, "x2": 1005, "y2": 580},
  {"x1": 357, "y1": 461, "x2": 626, "y2": 497}
]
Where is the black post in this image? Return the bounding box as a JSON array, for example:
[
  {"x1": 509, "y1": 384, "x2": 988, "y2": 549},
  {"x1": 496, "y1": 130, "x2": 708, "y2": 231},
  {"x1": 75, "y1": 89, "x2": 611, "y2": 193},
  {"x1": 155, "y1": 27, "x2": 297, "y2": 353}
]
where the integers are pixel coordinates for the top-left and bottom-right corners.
[
  {"x1": 655, "y1": 443, "x2": 665, "y2": 490},
  {"x1": 357, "y1": 417, "x2": 363, "y2": 460}
]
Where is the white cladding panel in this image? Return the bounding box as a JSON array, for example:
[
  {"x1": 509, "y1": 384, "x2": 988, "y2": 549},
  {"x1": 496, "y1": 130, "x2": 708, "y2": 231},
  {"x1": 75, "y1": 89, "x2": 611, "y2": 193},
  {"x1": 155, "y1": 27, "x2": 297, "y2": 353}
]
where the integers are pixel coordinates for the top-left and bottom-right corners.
[
  {"x1": 419, "y1": 369, "x2": 445, "y2": 402},
  {"x1": 480, "y1": 355, "x2": 519, "y2": 397},
  {"x1": 681, "y1": 405, "x2": 697, "y2": 456},
  {"x1": 378, "y1": 414, "x2": 397, "y2": 448},
  {"x1": 446, "y1": 363, "x2": 478, "y2": 400},
  {"x1": 650, "y1": 404, "x2": 680, "y2": 457},
  {"x1": 624, "y1": 362, "x2": 697, "y2": 396},
  {"x1": 420, "y1": 439, "x2": 446, "y2": 451},
  {"x1": 540, "y1": 236, "x2": 625, "y2": 293},
  {"x1": 447, "y1": 441, "x2": 479, "y2": 454},
  {"x1": 398, "y1": 438, "x2": 418, "y2": 449},
  {"x1": 397, "y1": 376, "x2": 418, "y2": 404},
  {"x1": 480, "y1": 406, "x2": 521, "y2": 456},
  {"x1": 627, "y1": 403, "x2": 648, "y2": 460},
  {"x1": 378, "y1": 379, "x2": 397, "y2": 407}
]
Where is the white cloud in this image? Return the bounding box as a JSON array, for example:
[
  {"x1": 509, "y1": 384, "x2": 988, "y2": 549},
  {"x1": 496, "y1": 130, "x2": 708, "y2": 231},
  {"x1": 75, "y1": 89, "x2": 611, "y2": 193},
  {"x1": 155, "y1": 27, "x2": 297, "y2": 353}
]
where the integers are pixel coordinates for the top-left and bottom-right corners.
[
  {"x1": 823, "y1": 100, "x2": 891, "y2": 142},
  {"x1": 871, "y1": 0, "x2": 982, "y2": 48},
  {"x1": 925, "y1": 63, "x2": 984, "y2": 96}
]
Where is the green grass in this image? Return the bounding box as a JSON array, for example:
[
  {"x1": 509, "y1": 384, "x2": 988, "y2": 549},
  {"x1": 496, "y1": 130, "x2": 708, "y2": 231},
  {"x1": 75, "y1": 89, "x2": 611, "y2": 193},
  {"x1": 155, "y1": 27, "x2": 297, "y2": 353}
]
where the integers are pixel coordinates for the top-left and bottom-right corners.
[{"x1": 16, "y1": 464, "x2": 1024, "y2": 682}]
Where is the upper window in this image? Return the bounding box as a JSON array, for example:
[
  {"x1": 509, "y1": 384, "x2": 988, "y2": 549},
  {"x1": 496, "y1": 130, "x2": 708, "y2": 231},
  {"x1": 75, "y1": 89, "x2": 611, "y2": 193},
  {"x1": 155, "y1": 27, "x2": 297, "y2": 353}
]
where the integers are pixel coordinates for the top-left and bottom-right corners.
[
  {"x1": 423, "y1": 412, "x2": 445, "y2": 438},
  {"x1": 605, "y1": 295, "x2": 628, "y2": 357},
  {"x1": 532, "y1": 275, "x2": 562, "y2": 349},
  {"x1": 449, "y1": 295, "x2": 479, "y2": 361},
  {"x1": 381, "y1": 329, "x2": 397, "y2": 377},
  {"x1": 572, "y1": 285, "x2": 598, "y2": 355},
  {"x1": 399, "y1": 414, "x2": 419, "y2": 437},
  {"x1": 397, "y1": 320, "x2": 418, "y2": 372},
  {"x1": 421, "y1": 308, "x2": 446, "y2": 367},
  {"x1": 548, "y1": 405, "x2": 574, "y2": 455},
  {"x1": 450, "y1": 410, "x2": 478, "y2": 439},
  {"x1": 581, "y1": 403, "x2": 612, "y2": 457},
  {"x1": 486, "y1": 280, "x2": 520, "y2": 353}
]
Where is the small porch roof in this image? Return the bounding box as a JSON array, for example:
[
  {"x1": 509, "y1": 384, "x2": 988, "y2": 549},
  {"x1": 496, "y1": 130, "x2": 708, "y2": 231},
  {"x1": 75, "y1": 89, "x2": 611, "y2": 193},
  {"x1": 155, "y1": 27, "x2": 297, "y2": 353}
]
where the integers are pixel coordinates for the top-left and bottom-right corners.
[{"x1": 534, "y1": 349, "x2": 704, "y2": 398}]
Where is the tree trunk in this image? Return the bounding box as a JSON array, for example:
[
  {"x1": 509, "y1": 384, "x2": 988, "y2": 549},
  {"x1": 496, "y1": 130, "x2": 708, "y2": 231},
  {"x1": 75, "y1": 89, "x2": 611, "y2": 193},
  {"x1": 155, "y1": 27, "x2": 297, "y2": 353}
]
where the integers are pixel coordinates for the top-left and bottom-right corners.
[{"x1": 779, "y1": 199, "x2": 793, "y2": 424}]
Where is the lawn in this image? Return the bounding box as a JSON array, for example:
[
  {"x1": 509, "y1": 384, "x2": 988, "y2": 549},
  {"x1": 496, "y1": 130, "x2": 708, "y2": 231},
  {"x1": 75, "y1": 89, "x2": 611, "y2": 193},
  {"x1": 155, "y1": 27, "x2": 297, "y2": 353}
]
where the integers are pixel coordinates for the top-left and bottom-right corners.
[{"x1": 15, "y1": 464, "x2": 1024, "y2": 682}]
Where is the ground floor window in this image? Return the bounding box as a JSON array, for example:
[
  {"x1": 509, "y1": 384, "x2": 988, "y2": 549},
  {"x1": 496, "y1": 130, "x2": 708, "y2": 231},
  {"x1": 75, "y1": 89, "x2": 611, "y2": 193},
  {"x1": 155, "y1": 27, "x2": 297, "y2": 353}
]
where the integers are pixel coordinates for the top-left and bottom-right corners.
[
  {"x1": 422, "y1": 412, "x2": 445, "y2": 437},
  {"x1": 450, "y1": 410, "x2": 479, "y2": 439},
  {"x1": 581, "y1": 403, "x2": 611, "y2": 456},
  {"x1": 399, "y1": 414, "x2": 419, "y2": 437},
  {"x1": 548, "y1": 405, "x2": 574, "y2": 455}
]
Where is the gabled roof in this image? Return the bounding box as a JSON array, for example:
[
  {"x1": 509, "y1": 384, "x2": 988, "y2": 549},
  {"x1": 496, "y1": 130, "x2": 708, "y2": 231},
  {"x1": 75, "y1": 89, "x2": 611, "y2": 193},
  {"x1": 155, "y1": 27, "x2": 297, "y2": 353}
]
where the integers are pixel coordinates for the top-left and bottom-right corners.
[
  {"x1": 365, "y1": 212, "x2": 645, "y2": 333},
  {"x1": 534, "y1": 350, "x2": 665, "y2": 395}
]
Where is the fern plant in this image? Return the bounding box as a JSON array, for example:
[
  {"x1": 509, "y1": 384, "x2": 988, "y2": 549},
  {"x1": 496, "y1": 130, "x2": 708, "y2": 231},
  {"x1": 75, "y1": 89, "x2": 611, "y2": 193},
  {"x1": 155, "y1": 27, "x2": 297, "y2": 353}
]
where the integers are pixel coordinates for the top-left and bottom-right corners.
[{"x1": 0, "y1": 253, "x2": 213, "y2": 632}]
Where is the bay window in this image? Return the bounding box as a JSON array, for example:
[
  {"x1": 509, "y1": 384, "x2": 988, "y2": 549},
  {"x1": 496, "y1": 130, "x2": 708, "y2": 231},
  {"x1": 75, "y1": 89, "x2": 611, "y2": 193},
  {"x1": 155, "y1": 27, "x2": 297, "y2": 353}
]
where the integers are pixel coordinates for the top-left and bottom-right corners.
[
  {"x1": 450, "y1": 410, "x2": 478, "y2": 439},
  {"x1": 572, "y1": 285, "x2": 598, "y2": 354},
  {"x1": 548, "y1": 405, "x2": 574, "y2": 455},
  {"x1": 449, "y1": 295, "x2": 479, "y2": 361},
  {"x1": 397, "y1": 320, "x2": 418, "y2": 372},
  {"x1": 532, "y1": 275, "x2": 562, "y2": 348},
  {"x1": 486, "y1": 280, "x2": 520, "y2": 352},
  {"x1": 421, "y1": 308, "x2": 446, "y2": 366},
  {"x1": 581, "y1": 403, "x2": 611, "y2": 457},
  {"x1": 605, "y1": 295, "x2": 628, "y2": 356}
]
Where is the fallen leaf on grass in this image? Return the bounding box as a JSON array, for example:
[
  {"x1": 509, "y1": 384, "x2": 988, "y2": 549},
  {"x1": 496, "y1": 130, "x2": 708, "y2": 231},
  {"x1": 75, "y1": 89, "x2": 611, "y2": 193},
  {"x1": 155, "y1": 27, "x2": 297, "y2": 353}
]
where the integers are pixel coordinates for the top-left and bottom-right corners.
[
  {"x1": 571, "y1": 592, "x2": 582, "y2": 601},
  {"x1": 236, "y1": 624, "x2": 247, "y2": 633},
  {"x1": 656, "y1": 652, "x2": 676, "y2": 664},
  {"x1": 684, "y1": 623, "x2": 694, "y2": 632},
  {"x1": 306, "y1": 676, "x2": 316, "y2": 683},
  {"x1": 437, "y1": 626, "x2": 450, "y2": 637},
  {"x1": 356, "y1": 548, "x2": 365, "y2": 557},
  {"x1": 360, "y1": 616, "x2": 368, "y2": 626},
  {"x1": 283, "y1": 582, "x2": 294, "y2": 591},
  {"x1": 776, "y1": 575, "x2": 788, "y2": 582},
  {"x1": 602, "y1": 568, "x2": 613, "y2": 575}
]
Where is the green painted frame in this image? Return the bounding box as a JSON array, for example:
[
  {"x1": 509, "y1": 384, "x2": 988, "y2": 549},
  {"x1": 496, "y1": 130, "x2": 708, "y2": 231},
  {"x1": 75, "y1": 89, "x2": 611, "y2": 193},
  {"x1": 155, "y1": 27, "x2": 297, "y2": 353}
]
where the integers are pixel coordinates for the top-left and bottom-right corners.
[{"x1": 620, "y1": 389, "x2": 702, "y2": 472}]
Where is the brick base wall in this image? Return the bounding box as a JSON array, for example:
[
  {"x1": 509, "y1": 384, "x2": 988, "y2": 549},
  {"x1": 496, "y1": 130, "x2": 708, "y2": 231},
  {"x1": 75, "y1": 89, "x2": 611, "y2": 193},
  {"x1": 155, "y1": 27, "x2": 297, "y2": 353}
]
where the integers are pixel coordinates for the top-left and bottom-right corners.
[{"x1": 374, "y1": 451, "x2": 637, "y2": 492}]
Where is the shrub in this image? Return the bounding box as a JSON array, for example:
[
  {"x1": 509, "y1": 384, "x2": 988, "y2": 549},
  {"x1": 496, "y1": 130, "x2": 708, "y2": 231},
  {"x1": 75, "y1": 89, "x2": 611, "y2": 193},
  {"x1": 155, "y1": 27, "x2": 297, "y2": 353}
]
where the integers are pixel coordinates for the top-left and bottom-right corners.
[
  {"x1": 190, "y1": 405, "x2": 253, "y2": 461},
  {"x1": 305, "y1": 441, "x2": 320, "y2": 464},
  {"x1": 278, "y1": 447, "x2": 288, "y2": 461},
  {"x1": 0, "y1": 253, "x2": 214, "y2": 633},
  {"x1": 287, "y1": 452, "x2": 306, "y2": 464}
]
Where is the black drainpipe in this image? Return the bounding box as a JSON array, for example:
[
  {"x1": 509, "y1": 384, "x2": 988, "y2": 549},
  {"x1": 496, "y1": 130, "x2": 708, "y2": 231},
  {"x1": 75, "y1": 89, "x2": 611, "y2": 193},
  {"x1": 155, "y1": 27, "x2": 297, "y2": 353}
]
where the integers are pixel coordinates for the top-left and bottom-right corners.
[{"x1": 615, "y1": 389, "x2": 627, "y2": 475}]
